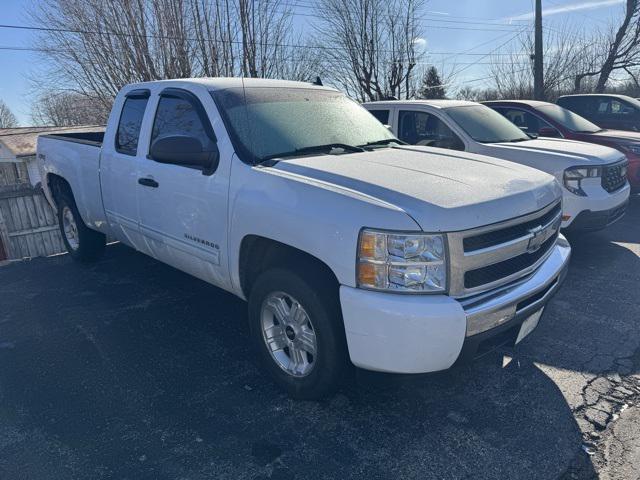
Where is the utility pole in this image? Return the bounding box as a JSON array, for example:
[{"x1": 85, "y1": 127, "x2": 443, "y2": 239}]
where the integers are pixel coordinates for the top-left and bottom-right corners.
[{"x1": 533, "y1": 0, "x2": 544, "y2": 100}]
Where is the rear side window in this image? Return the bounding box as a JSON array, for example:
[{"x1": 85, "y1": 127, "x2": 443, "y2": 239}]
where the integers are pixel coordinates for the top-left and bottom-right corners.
[
  {"x1": 369, "y1": 109, "x2": 390, "y2": 124},
  {"x1": 610, "y1": 99, "x2": 637, "y2": 115},
  {"x1": 115, "y1": 97, "x2": 149, "y2": 155},
  {"x1": 150, "y1": 96, "x2": 210, "y2": 147}
]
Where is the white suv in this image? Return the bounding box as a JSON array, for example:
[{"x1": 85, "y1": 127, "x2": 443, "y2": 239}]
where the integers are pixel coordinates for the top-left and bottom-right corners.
[{"x1": 364, "y1": 100, "x2": 630, "y2": 231}]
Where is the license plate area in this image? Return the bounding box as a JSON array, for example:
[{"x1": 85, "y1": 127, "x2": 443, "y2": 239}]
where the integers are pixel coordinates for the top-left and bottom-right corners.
[{"x1": 515, "y1": 308, "x2": 544, "y2": 344}]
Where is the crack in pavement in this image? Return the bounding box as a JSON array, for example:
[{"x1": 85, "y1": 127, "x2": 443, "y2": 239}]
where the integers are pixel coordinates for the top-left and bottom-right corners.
[{"x1": 561, "y1": 346, "x2": 640, "y2": 479}]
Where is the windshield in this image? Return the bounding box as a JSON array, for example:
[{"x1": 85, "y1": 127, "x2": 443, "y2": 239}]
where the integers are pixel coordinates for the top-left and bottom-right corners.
[
  {"x1": 211, "y1": 87, "x2": 396, "y2": 163},
  {"x1": 446, "y1": 105, "x2": 530, "y2": 143},
  {"x1": 537, "y1": 104, "x2": 601, "y2": 133}
]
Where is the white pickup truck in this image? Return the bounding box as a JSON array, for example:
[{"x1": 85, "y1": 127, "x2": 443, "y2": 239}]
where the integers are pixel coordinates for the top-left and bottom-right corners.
[
  {"x1": 38, "y1": 78, "x2": 570, "y2": 399},
  {"x1": 364, "y1": 100, "x2": 630, "y2": 231}
]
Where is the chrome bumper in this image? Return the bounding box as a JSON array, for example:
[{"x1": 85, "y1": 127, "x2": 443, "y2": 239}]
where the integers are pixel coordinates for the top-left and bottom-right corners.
[{"x1": 462, "y1": 235, "x2": 571, "y2": 337}]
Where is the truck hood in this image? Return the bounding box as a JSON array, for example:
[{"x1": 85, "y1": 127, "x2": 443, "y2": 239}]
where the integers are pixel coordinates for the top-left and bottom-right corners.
[
  {"x1": 484, "y1": 137, "x2": 626, "y2": 174},
  {"x1": 266, "y1": 146, "x2": 560, "y2": 232}
]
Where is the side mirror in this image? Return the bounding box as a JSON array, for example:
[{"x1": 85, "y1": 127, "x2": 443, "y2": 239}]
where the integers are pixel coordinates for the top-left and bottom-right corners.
[
  {"x1": 149, "y1": 135, "x2": 219, "y2": 175},
  {"x1": 538, "y1": 126, "x2": 561, "y2": 138}
]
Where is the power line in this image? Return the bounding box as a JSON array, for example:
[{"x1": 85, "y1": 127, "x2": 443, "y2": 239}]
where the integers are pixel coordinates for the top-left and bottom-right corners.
[
  {"x1": 222, "y1": 0, "x2": 531, "y2": 27},
  {"x1": 0, "y1": 45, "x2": 534, "y2": 66},
  {"x1": 449, "y1": 28, "x2": 529, "y2": 79},
  {"x1": 0, "y1": 23, "x2": 527, "y2": 56}
]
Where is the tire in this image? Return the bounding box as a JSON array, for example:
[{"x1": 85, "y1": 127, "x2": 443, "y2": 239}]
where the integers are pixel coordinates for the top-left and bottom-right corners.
[
  {"x1": 57, "y1": 190, "x2": 106, "y2": 262},
  {"x1": 248, "y1": 267, "x2": 349, "y2": 399}
]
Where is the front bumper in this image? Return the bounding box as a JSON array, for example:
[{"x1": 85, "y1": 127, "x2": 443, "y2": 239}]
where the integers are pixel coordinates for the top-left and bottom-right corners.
[
  {"x1": 562, "y1": 181, "x2": 630, "y2": 229},
  {"x1": 565, "y1": 200, "x2": 628, "y2": 231},
  {"x1": 339, "y1": 237, "x2": 571, "y2": 374}
]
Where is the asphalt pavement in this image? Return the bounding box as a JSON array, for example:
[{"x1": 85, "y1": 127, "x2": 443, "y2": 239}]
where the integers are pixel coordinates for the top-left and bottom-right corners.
[{"x1": 0, "y1": 196, "x2": 638, "y2": 480}]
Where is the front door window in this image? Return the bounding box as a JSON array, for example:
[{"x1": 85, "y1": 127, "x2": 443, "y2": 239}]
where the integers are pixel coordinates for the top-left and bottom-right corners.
[{"x1": 397, "y1": 110, "x2": 464, "y2": 150}]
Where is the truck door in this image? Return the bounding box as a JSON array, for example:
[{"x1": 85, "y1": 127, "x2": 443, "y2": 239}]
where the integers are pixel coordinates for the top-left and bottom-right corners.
[
  {"x1": 136, "y1": 87, "x2": 231, "y2": 289},
  {"x1": 100, "y1": 89, "x2": 150, "y2": 250}
]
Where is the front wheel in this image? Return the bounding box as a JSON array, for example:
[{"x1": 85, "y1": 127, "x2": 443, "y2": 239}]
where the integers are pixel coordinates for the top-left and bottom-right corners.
[
  {"x1": 57, "y1": 191, "x2": 105, "y2": 262},
  {"x1": 248, "y1": 268, "x2": 349, "y2": 399}
]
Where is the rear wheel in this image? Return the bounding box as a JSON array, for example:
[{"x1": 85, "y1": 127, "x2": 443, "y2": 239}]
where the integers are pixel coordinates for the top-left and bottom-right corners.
[
  {"x1": 248, "y1": 268, "x2": 348, "y2": 399},
  {"x1": 57, "y1": 191, "x2": 105, "y2": 262}
]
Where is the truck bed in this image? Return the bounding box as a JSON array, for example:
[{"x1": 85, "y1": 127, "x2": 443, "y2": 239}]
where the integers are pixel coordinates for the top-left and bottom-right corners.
[
  {"x1": 38, "y1": 131, "x2": 107, "y2": 234},
  {"x1": 41, "y1": 130, "x2": 105, "y2": 147}
]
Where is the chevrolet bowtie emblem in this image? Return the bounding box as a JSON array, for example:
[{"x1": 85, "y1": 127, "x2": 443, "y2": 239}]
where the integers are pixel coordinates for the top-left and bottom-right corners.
[{"x1": 527, "y1": 225, "x2": 545, "y2": 253}]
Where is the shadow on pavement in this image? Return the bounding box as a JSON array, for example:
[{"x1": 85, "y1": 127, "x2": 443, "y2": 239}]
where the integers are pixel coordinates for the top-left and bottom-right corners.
[{"x1": 8, "y1": 196, "x2": 640, "y2": 479}]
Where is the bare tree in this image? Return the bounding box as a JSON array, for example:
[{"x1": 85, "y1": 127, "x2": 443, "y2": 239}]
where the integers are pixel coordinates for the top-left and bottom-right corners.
[
  {"x1": 597, "y1": 0, "x2": 640, "y2": 91},
  {"x1": 314, "y1": 0, "x2": 424, "y2": 101},
  {"x1": 0, "y1": 100, "x2": 18, "y2": 128},
  {"x1": 190, "y1": 0, "x2": 239, "y2": 77},
  {"x1": 31, "y1": 91, "x2": 110, "y2": 126},
  {"x1": 455, "y1": 86, "x2": 499, "y2": 102},
  {"x1": 30, "y1": 0, "x2": 195, "y2": 107},
  {"x1": 30, "y1": 0, "x2": 321, "y2": 109},
  {"x1": 489, "y1": 25, "x2": 588, "y2": 100}
]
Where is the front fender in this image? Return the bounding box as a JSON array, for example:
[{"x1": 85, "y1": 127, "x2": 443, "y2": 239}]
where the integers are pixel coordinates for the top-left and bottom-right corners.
[{"x1": 227, "y1": 161, "x2": 420, "y2": 295}]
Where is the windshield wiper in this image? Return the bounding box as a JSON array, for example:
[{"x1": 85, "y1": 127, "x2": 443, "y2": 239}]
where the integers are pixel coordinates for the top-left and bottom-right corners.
[
  {"x1": 358, "y1": 138, "x2": 405, "y2": 147},
  {"x1": 258, "y1": 143, "x2": 365, "y2": 163},
  {"x1": 506, "y1": 138, "x2": 529, "y2": 143}
]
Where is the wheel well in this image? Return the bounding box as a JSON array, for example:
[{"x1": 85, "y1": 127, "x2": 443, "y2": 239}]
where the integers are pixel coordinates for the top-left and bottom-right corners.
[
  {"x1": 239, "y1": 235, "x2": 340, "y2": 300},
  {"x1": 47, "y1": 174, "x2": 72, "y2": 206}
]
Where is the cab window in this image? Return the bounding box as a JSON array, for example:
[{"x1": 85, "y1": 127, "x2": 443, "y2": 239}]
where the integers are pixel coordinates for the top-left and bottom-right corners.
[
  {"x1": 497, "y1": 108, "x2": 553, "y2": 136},
  {"x1": 115, "y1": 96, "x2": 149, "y2": 155},
  {"x1": 150, "y1": 95, "x2": 211, "y2": 147},
  {"x1": 398, "y1": 110, "x2": 464, "y2": 150},
  {"x1": 369, "y1": 109, "x2": 390, "y2": 125}
]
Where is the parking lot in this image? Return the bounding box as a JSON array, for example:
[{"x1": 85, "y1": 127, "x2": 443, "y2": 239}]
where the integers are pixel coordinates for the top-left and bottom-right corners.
[{"x1": 0, "y1": 196, "x2": 638, "y2": 480}]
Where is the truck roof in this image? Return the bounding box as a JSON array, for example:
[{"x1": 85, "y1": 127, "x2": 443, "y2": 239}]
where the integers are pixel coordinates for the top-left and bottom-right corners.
[
  {"x1": 557, "y1": 93, "x2": 632, "y2": 99},
  {"x1": 124, "y1": 77, "x2": 339, "y2": 92},
  {"x1": 482, "y1": 100, "x2": 553, "y2": 108},
  {"x1": 363, "y1": 99, "x2": 478, "y2": 109}
]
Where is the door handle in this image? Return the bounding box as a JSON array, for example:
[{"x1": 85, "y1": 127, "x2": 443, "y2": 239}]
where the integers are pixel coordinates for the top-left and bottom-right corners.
[{"x1": 138, "y1": 177, "x2": 159, "y2": 188}]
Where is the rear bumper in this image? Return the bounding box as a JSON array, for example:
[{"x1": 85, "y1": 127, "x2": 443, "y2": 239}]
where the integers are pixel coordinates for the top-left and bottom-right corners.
[{"x1": 339, "y1": 237, "x2": 571, "y2": 374}]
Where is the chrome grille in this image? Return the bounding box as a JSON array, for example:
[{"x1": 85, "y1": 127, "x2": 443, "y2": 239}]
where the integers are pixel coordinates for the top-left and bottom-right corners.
[
  {"x1": 448, "y1": 201, "x2": 562, "y2": 298},
  {"x1": 602, "y1": 160, "x2": 628, "y2": 193}
]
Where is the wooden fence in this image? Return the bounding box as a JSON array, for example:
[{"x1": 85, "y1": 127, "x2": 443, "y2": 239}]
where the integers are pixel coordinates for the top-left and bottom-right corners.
[{"x1": 0, "y1": 184, "x2": 65, "y2": 260}]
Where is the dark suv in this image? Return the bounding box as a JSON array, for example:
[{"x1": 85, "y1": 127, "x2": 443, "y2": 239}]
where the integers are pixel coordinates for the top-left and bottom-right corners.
[
  {"x1": 557, "y1": 94, "x2": 640, "y2": 132},
  {"x1": 483, "y1": 100, "x2": 640, "y2": 192}
]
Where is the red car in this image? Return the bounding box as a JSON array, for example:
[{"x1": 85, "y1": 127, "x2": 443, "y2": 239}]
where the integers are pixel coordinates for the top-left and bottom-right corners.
[{"x1": 483, "y1": 100, "x2": 640, "y2": 191}]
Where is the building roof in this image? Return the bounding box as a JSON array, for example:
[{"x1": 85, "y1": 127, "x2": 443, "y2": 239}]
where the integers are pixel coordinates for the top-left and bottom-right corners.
[
  {"x1": 0, "y1": 125, "x2": 105, "y2": 159},
  {"x1": 363, "y1": 99, "x2": 478, "y2": 108}
]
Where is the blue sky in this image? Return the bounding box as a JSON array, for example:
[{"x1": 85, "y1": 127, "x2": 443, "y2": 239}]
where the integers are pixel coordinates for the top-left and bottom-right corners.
[{"x1": 0, "y1": 0, "x2": 626, "y2": 125}]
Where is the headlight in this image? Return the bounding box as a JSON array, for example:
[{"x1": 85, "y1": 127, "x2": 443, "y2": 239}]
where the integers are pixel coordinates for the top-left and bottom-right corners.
[
  {"x1": 563, "y1": 166, "x2": 601, "y2": 196},
  {"x1": 357, "y1": 229, "x2": 446, "y2": 293},
  {"x1": 621, "y1": 144, "x2": 640, "y2": 156}
]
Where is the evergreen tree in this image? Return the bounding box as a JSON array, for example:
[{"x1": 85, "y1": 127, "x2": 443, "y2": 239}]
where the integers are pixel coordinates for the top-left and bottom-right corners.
[{"x1": 418, "y1": 67, "x2": 446, "y2": 99}]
